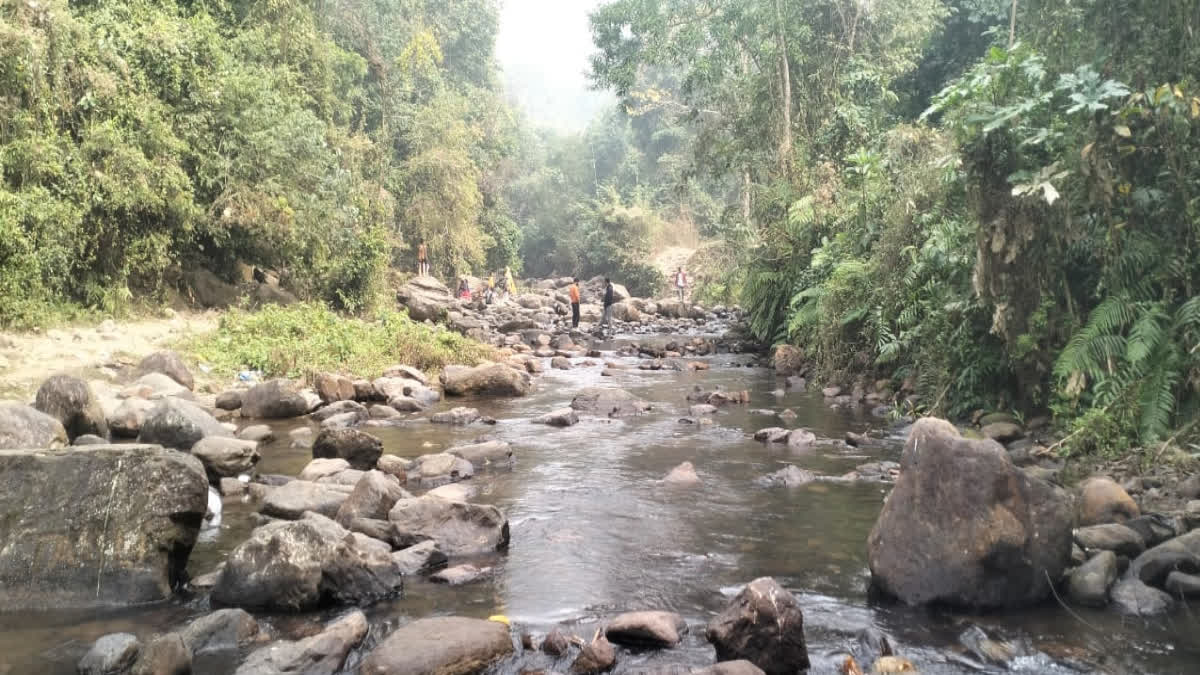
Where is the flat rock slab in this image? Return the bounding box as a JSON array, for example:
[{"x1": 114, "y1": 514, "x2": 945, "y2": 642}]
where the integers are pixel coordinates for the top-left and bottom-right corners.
[
  {"x1": 360, "y1": 616, "x2": 513, "y2": 675},
  {"x1": 388, "y1": 495, "x2": 509, "y2": 555},
  {"x1": 234, "y1": 610, "x2": 366, "y2": 675},
  {"x1": 260, "y1": 480, "x2": 352, "y2": 520},
  {"x1": 606, "y1": 610, "x2": 687, "y2": 647},
  {"x1": 0, "y1": 445, "x2": 207, "y2": 610}
]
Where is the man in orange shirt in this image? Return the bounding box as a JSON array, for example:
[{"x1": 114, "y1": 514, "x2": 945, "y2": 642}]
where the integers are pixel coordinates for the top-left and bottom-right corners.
[{"x1": 568, "y1": 278, "x2": 581, "y2": 328}]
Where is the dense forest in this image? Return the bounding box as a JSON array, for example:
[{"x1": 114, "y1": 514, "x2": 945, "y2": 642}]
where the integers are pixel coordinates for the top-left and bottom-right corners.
[{"x1": 2, "y1": 0, "x2": 1198, "y2": 453}]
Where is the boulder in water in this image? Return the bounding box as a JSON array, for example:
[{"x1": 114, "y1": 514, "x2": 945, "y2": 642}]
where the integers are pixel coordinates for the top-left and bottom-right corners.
[
  {"x1": 663, "y1": 461, "x2": 701, "y2": 486},
  {"x1": 335, "y1": 470, "x2": 412, "y2": 526},
  {"x1": 77, "y1": 633, "x2": 141, "y2": 675},
  {"x1": 430, "y1": 406, "x2": 481, "y2": 425},
  {"x1": 571, "y1": 387, "x2": 650, "y2": 417},
  {"x1": 1078, "y1": 477, "x2": 1140, "y2": 526},
  {"x1": 388, "y1": 494, "x2": 509, "y2": 555},
  {"x1": 1111, "y1": 576, "x2": 1174, "y2": 616},
  {"x1": 33, "y1": 374, "x2": 109, "y2": 441},
  {"x1": 867, "y1": 418, "x2": 1073, "y2": 609},
  {"x1": 606, "y1": 610, "x2": 687, "y2": 647},
  {"x1": 234, "y1": 610, "x2": 367, "y2": 675},
  {"x1": 449, "y1": 440, "x2": 512, "y2": 467},
  {"x1": 756, "y1": 465, "x2": 817, "y2": 487},
  {"x1": 136, "y1": 350, "x2": 194, "y2": 390},
  {"x1": 212, "y1": 513, "x2": 401, "y2": 612},
  {"x1": 533, "y1": 408, "x2": 579, "y2": 427},
  {"x1": 705, "y1": 577, "x2": 808, "y2": 675},
  {"x1": 441, "y1": 363, "x2": 532, "y2": 397},
  {"x1": 571, "y1": 634, "x2": 617, "y2": 674},
  {"x1": 390, "y1": 540, "x2": 448, "y2": 575},
  {"x1": 260, "y1": 480, "x2": 352, "y2": 520},
  {"x1": 360, "y1": 616, "x2": 513, "y2": 675},
  {"x1": 0, "y1": 445, "x2": 207, "y2": 609},
  {"x1": 191, "y1": 436, "x2": 260, "y2": 480},
  {"x1": 241, "y1": 379, "x2": 314, "y2": 419},
  {"x1": 137, "y1": 398, "x2": 230, "y2": 450},
  {"x1": 312, "y1": 428, "x2": 383, "y2": 470},
  {"x1": 1067, "y1": 550, "x2": 1117, "y2": 607},
  {"x1": 179, "y1": 608, "x2": 262, "y2": 655},
  {"x1": 0, "y1": 402, "x2": 68, "y2": 449}
]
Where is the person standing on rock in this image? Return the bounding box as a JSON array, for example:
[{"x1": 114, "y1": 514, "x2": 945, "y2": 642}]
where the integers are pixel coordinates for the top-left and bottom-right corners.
[
  {"x1": 417, "y1": 241, "x2": 429, "y2": 276},
  {"x1": 674, "y1": 266, "x2": 688, "y2": 301},
  {"x1": 504, "y1": 266, "x2": 516, "y2": 297},
  {"x1": 601, "y1": 278, "x2": 615, "y2": 327},
  {"x1": 568, "y1": 278, "x2": 581, "y2": 328}
]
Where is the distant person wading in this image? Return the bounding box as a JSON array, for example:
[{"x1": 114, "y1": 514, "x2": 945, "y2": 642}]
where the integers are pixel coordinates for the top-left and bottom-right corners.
[
  {"x1": 601, "y1": 277, "x2": 615, "y2": 327},
  {"x1": 568, "y1": 278, "x2": 581, "y2": 328}
]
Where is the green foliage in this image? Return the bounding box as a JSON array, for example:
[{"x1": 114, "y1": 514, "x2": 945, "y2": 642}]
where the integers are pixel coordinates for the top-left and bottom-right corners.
[{"x1": 183, "y1": 302, "x2": 497, "y2": 380}]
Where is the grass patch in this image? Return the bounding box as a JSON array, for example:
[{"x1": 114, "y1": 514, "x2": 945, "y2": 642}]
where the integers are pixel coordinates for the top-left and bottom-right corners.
[{"x1": 182, "y1": 302, "x2": 496, "y2": 380}]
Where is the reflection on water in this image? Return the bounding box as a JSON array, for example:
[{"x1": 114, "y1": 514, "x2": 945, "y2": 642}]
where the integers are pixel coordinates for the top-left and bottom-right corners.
[{"x1": 3, "y1": 341, "x2": 1199, "y2": 674}]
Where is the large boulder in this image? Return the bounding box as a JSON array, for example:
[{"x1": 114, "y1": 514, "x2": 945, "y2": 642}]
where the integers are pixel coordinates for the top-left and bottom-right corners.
[
  {"x1": 606, "y1": 610, "x2": 687, "y2": 648},
  {"x1": 136, "y1": 351, "x2": 194, "y2": 390},
  {"x1": 867, "y1": 418, "x2": 1073, "y2": 609},
  {"x1": 440, "y1": 363, "x2": 532, "y2": 397},
  {"x1": 179, "y1": 608, "x2": 261, "y2": 655},
  {"x1": 412, "y1": 453, "x2": 474, "y2": 487},
  {"x1": 1078, "y1": 477, "x2": 1140, "y2": 526},
  {"x1": 312, "y1": 428, "x2": 383, "y2": 470},
  {"x1": 314, "y1": 373, "x2": 356, "y2": 404},
  {"x1": 773, "y1": 345, "x2": 805, "y2": 376},
  {"x1": 77, "y1": 633, "x2": 141, "y2": 675},
  {"x1": 108, "y1": 398, "x2": 155, "y2": 438},
  {"x1": 431, "y1": 406, "x2": 481, "y2": 425},
  {"x1": 571, "y1": 388, "x2": 650, "y2": 417},
  {"x1": 211, "y1": 513, "x2": 402, "y2": 612},
  {"x1": 396, "y1": 276, "x2": 453, "y2": 322},
  {"x1": 705, "y1": 577, "x2": 808, "y2": 675},
  {"x1": 1129, "y1": 529, "x2": 1200, "y2": 587},
  {"x1": 261, "y1": 480, "x2": 352, "y2": 520},
  {"x1": 137, "y1": 398, "x2": 231, "y2": 450},
  {"x1": 0, "y1": 445, "x2": 207, "y2": 609},
  {"x1": 241, "y1": 379, "x2": 313, "y2": 419},
  {"x1": 388, "y1": 495, "x2": 509, "y2": 555},
  {"x1": 0, "y1": 402, "x2": 68, "y2": 449},
  {"x1": 360, "y1": 616, "x2": 514, "y2": 675},
  {"x1": 1067, "y1": 550, "x2": 1118, "y2": 607},
  {"x1": 191, "y1": 436, "x2": 260, "y2": 480},
  {"x1": 33, "y1": 374, "x2": 109, "y2": 440},
  {"x1": 657, "y1": 299, "x2": 702, "y2": 319},
  {"x1": 609, "y1": 300, "x2": 642, "y2": 323},
  {"x1": 234, "y1": 610, "x2": 366, "y2": 675},
  {"x1": 448, "y1": 440, "x2": 513, "y2": 467},
  {"x1": 335, "y1": 470, "x2": 413, "y2": 526}
]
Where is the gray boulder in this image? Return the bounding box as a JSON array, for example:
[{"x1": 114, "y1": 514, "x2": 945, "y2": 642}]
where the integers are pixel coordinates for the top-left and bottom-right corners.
[
  {"x1": 705, "y1": 577, "x2": 808, "y2": 675},
  {"x1": 78, "y1": 633, "x2": 140, "y2": 675},
  {"x1": 430, "y1": 406, "x2": 481, "y2": 425},
  {"x1": 1111, "y1": 576, "x2": 1174, "y2": 616},
  {"x1": 571, "y1": 387, "x2": 650, "y2": 417},
  {"x1": 212, "y1": 514, "x2": 401, "y2": 612},
  {"x1": 310, "y1": 400, "x2": 368, "y2": 423},
  {"x1": 1129, "y1": 529, "x2": 1200, "y2": 587},
  {"x1": 449, "y1": 440, "x2": 513, "y2": 467},
  {"x1": 360, "y1": 617, "x2": 514, "y2": 675},
  {"x1": 0, "y1": 445, "x2": 207, "y2": 609},
  {"x1": 136, "y1": 351, "x2": 194, "y2": 390},
  {"x1": 388, "y1": 495, "x2": 509, "y2": 555},
  {"x1": 33, "y1": 374, "x2": 109, "y2": 440},
  {"x1": 128, "y1": 633, "x2": 190, "y2": 675},
  {"x1": 1074, "y1": 523, "x2": 1146, "y2": 558},
  {"x1": 241, "y1": 379, "x2": 312, "y2": 419},
  {"x1": 1067, "y1": 550, "x2": 1118, "y2": 607},
  {"x1": 215, "y1": 390, "x2": 243, "y2": 410},
  {"x1": 395, "y1": 276, "x2": 453, "y2": 322},
  {"x1": 137, "y1": 398, "x2": 230, "y2": 450},
  {"x1": 192, "y1": 436, "x2": 260, "y2": 480},
  {"x1": 412, "y1": 453, "x2": 474, "y2": 487},
  {"x1": 533, "y1": 408, "x2": 579, "y2": 427},
  {"x1": 108, "y1": 398, "x2": 155, "y2": 438},
  {"x1": 441, "y1": 363, "x2": 532, "y2": 397},
  {"x1": 0, "y1": 402, "x2": 68, "y2": 449},
  {"x1": 180, "y1": 608, "x2": 261, "y2": 655},
  {"x1": 867, "y1": 418, "x2": 1073, "y2": 609},
  {"x1": 260, "y1": 480, "x2": 352, "y2": 520},
  {"x1": 335, "y1": 470, "x2": 413, "y2": 526},
  {"x1": 606, "y1": 610, "x2": 687, "y2": 647},
  {"x1": 390, "y1": 541, "x2": 448, "y2": 575},
  {"x1": 312, "y1": 428, "x2": 383, "y2": 470},
  {"x1": 234, "y1": 610, "x2": 366, "y2": 675}
]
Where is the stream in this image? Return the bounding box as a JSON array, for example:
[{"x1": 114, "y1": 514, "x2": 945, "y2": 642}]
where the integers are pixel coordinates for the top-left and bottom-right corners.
[{"x1": 2, "y1": 333, "x2": 1198, "y2": 674}]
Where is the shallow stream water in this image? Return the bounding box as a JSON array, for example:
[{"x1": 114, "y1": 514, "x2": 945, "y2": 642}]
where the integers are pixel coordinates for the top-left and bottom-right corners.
[{"x1": 3, "y1": 334, "x2": 1199, "y2": 674}]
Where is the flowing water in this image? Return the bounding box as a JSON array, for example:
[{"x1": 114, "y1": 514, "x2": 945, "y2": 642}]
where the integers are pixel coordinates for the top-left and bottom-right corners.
[{"x1": 3, "y1": 335, "x2": 1199, "y2": 674}]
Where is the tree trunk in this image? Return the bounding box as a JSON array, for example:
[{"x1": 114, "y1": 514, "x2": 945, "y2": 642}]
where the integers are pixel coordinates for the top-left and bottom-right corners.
[
  {"x1": 1009, "y1": 0, "x2": 1018, "y2": 48},
  {"x1": 742, "y1": 167, "x2": 753, "y2": 227},
  {"x1": 774, "y1": 0, "x2": 793, "y2": 173}
]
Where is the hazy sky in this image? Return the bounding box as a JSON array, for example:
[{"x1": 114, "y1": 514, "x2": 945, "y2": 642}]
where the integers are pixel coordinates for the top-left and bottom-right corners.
[{"x1": 496, "y1": 0, "x2": 615, "y2": 132}]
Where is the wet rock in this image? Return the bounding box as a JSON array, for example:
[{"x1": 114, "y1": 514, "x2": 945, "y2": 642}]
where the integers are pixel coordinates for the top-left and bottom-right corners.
[
  {"x1": 241, "y1": 379, "x2": 314, "y2": 419},
  {"x1": 314, "y1": 373, "x2": 356, "y2": 404},
  {"x1": 0, "y1": 445, "x2": 207, "y2": 609},
  {"x1": 368, "y1": 404, "x2": 403, "y2": 421},
  {"x1": 1122, "y1": 514, "x2": 1178, "y2": 548},
  {"x1": 571, "y1": 387, "x2": 651, "y2": 417},
  {"x1": 867, "y1": 418, "x2": 1073, "y2": 609},
  {"x1": 192, "y1": 436, "x2": 261, "y2": 480},
  {"x1": 213, "y1": 513, "x2": 401, "y2": 611},
  {"x1": 571, "y1": 634, "x2": 616, "y2": 674},
  {"x1": 664, "y1": 461, "x2": 701, "y2": 485},
  {"x1": 220, "y1": 476, "x2": 248, "y2": 497},
  {"x1": 705, "y1": 577, "x2": 808, "y2": 675},
  {"x1": 540, "y1": 628, "x2": 571, "y2": 656},
  {"x1": 606, "y1": 610, "x2": 687, "y2": 648},
  {"x1": 552, "y1": 356, "x2": 572, "y2": 370},
  {"x1": 312, "y1": 428, "x2": 383, "y2": 470},
  {"x1": 1073, "y1": 523, "x2": 1145, "y2": 557},
  {"x1": 871, "y1": 656, "x2": 916, "y2": 674},
  {"x1": 756, "y1": 465, "x2": 817, "y2": 487},
  {"x1": 129, "y1": 633, "x2": 190, "y2": 675},
  {"x1": 773, "y1": 345, "x2": 804, "y2": 376},
  {"x1": 376, "y1": 454, "x2": 410, "y2": 481},
  {"x1": 138, "y1": 398, "x2": 231, "y2": 450},
  {"x1": 1078, "y1": 477, "x2": 1140, "y2": 526},
  {"x1": 108, "y1": 398, "x2": 155, "y2": 438},
  {"x1": 753, "y1": 427, "x2": 790, "y2": 443},
  {"x1": 786, "y1": 428, "x2": 816, "y2": 451},
  {"x1": 388, "y1": 494, "x2": 509, "y2": 555},
  {"x1": 431, "y1": 563, "x2": 492, "y2": 585},
  {"x1": 1129, "y1": 530, "x2": 1200, "y2": 586},
  {"x1": 136, "y1": 351, "x2": 194, "y2": 390},
  {"x1": 981, "y1": 421, "x2": 1023, "y2": 443},
  {"x1": 413, "y1": 453, "x2": 475, "y2": 486},
  {"x1": 845, "y1": 432, "x2": 868, "y2": 447},
  {"x1": 260, "y1": 480, "x2": 351, "y2": 520},
  {"x1": 1067, "y1": 550, "x2": 1118, "y2": 607},
  {"x1": 533, "y1": 408, "x2": 579, "y2": 427},
  {"x1": 34, "y1": 374, "x2": 109, "y2": 441},
  {"x1": 431, "y1": 406, "x2": 481, "y2": 425},
  {"x1": 298, "y1": 457, "x2": 351, "y2": 482},
  {"x1": 693, "y1": 662, "x2": 767, "y2": 675},
  {"x1": 335, "y1": 470, "x2": 412, "y2": 526},
  {"x1": 449, "y1": 440, "x2": 513, "y2": 467},
  {"x1": 360, "y1": 616, "x2": 513, "y2": 675},
  {"x1": 441, "y1": 363, "x2": 532, "y2": 397},
  {"x1": 689, "y1": 404, "x2": 718, "y2": 417},
  {"x1": 73, "y1": 433, "x2": 109, "y2": 446},
  {"x1": 1164, "y1": 571, "x2": 1200, "y2": 597},
  {"x1": 1178, "y1": 475, "x2": 1200, "y2": 500},
  {"x1": 390, "y1": 540, "x2": 447, "y2": 575},
  {"x1": 234, "y1": 610, "x2": 367, "y2": 675},
  {"x1": 957, "y1": 626, "x2": 1025, "y2": 667},
  {"x1": 1111, "y1": 577, "x2": 1174, "y2": 616},
  {"x1": 288, "y1": 427, "x2": 313, "y2": 448},
  {"x1": 851, "y1": 627, "x2": 894, "y2": 666},
  {"x1": 310, "y1": 400, "x2": 368, "y2": 423},
  {"x1": 78, "y1": 633, "x2": 141, "y2": 675},
  {"x1": 215, "y1": 390, "x2": 243, "y2": 410}
]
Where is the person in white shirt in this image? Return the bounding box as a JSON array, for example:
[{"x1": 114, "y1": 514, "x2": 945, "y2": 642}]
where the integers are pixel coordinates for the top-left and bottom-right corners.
[{"x1": 674, "y1": 266, "x2": 688, "y2": 301}]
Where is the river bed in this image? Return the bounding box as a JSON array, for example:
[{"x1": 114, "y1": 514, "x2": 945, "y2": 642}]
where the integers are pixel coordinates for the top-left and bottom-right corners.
[{"x1": 2, "y1": 335, "x2": 1197, "y2": 674}]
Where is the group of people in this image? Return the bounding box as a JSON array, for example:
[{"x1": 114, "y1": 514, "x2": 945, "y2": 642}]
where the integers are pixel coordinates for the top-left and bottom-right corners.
[{"x1": 419, "y1": 240, "x2": 693, "y2": 331}]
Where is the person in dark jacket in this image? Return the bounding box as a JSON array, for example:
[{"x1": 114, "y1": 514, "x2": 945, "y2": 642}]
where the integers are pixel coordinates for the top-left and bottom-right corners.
[{"x1": 601, "y1": 278, "x2": 615, "y2": 326}]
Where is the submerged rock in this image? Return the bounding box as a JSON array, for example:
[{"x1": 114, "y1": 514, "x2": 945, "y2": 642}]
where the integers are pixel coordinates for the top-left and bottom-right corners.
[
  {"x1": 449, "y1": 440, "x2": 513, "y2": 467},
  {"x1": 867, "y1": 418, "x2": 1073, "y2": 609},
  {"x1": 0, "y1": 445, "x2": 207, "y2": 609},
  {"x1": 430, "y1": 563, "x2": 491, "y2": 586},
  {"x1": 706, "y1": 577, "x2": 808, "y2": 675},
  {"x1": 756, "y1": 465, "x2": 817, "y2": 487},
  {"x1": 571, "y1": 634, "x2": 617, "y2": 674},
  {"x1": 360, "y1": 617, "x2": 513, "y2": 675}
]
